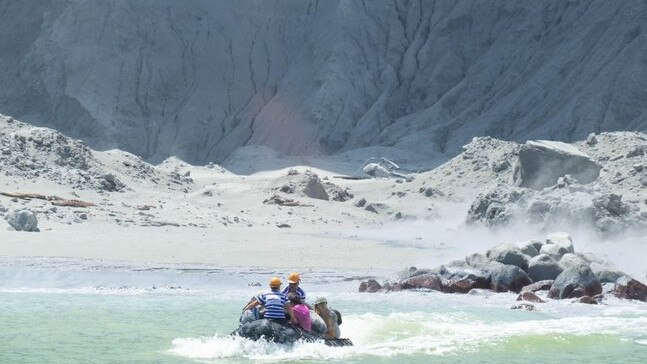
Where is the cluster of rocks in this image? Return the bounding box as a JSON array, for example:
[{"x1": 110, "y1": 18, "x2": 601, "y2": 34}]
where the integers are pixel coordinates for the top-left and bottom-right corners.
[
  {"x1": 271, "y1": 170, "x2": 353, "y2": 202},
  {"x1": 359, "y1": 233, "x2": 647, "y2": 306},
  {"x1": 0, "y1": 114, "x2": 195, "y2": 194},
  {"x1": 0, "y1": 115, "x2": 126, "y2": 191},
  {"x1": 465, "y1": 132, "x2": 647, "y2": 233}
]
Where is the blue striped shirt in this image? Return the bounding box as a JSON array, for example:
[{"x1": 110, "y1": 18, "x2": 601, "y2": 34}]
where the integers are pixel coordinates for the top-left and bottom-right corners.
[
  {"x1": 258, "y1": 291, "x2": 287, "y2": 319},
  {"x1": 281, "y1": 286, "x2": 306, "y2": 301}
]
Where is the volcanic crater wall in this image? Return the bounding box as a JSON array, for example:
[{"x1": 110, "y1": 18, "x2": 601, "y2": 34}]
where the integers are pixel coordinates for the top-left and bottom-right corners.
[{"x1": 0, "y1": 0, "x2": 646, "y2": 164}]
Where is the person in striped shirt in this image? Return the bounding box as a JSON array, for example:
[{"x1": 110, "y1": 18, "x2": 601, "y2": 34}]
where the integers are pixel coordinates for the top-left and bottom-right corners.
[
  {"x1": 242, "y1": 276, "x2": 288, "y2": 321},
  {"x1": 281, "y1": 272, "x2": 306, "y2": 301}
]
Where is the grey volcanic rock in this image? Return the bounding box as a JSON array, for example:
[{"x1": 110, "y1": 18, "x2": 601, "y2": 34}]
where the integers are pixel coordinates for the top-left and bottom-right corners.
[
  {"x1": 4, "y1": 209, "x2": 39, "y2": 232},
  {"x1": 486, "y1": 263, "x2": 533, "y2": 293},
  {"x1": 540, "y1": 244, "x2": 570, "y2": 261},
  {"x1": 559, "y1": 253, "x2": 590, "y2": 269},
  {"x1": 521, "y1": 280, "x2": 554, "y2": 293},
  {"x1": 513, "y1": 141, "x2": 601, "y2": 190},
  {"x1": 518, "y1": 241, "x2": 540, "y2": 258},
  {"x1": 548, "y1": 264, "x2": 602, "y2": 299},
  {"x1": 486, "y1": 243, "x2": 529, "y2": 271},
  {"x1": 527, "y1": 254, "x2": 564, "y2": 282},
  {"x1": 613, "y1": 277, "x2": 647, "y2": 302},
  {"x1": 359, "y1": 279, "x2": 382, "y2": 293},
  {"x1": 2, "y1": 1, "x2": 647, "y2": 165},
  {"x1": 400, "y1": 274, "x2": 442, "y2": 291},
  {"x1": 589, "y1": 262, "x2": 625, "y2": 284}
]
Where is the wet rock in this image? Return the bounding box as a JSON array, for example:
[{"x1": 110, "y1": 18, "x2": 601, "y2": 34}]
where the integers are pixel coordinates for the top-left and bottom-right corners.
[
  {"x1": 486, "y1": 263, "x2": 533, "y2": 293},
  {"x1": 486, "y1": 243, "x2": 529, "y2": 271},
  {"x1": 437, "y1": 266, "x2": 491, "y2": 293},
  {"x1": 465, "y1": 253, "x2": 489, "y2": 267},
  {"x1": 548, "y1": 264, "x2": 602, "y2": 299},
  {"x1": 576, "y1": 296, "x2": 598, "y2": 304},
  {"x1": 4, "y1": 209, "x2": 39, "y2": 232},
  {"x1": 613, "y1": 276, "x2": 647, "y2": 302},
  {"x1": 511, "y1": 303, "x2": 535, "y2": 311},
  {"x1": 400, "y1": 274, "x2": 442, "y2": 291},
  {"x1": 513, "y1": 140, "x2": 601, "y2": 190},
  {"x1": 589, "y1": 262, "x2": 625, "y2": 283},
  {"x1": 521, "y1": 280, "x2": 554, "y2": 292},
  {"x1": 359, "y1": 279, "x2": 382, "y2": 293},
  {"x1": 527, "y1": 254, "x2": 564, "y2": 282},
  {"x1": 516, "y1": 291, "x2": 545, "y2": 303},
  {"x1": 540, "y1": 244, "x2": 570, "y2": 261},
  {"x1": 559, "y1": 253, "x2": 590, "y2": 269},
  {"x1": 518, "y1": 241, "x2": 540, "y2": 257}
]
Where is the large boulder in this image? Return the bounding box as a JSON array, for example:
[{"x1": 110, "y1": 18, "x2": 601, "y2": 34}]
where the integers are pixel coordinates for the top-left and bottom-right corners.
[
  {"x1": 559, "y1": 253, "x2": 590, "y2": 269},
  {"x1": 359, "y1": 279, "x2": 382, "y2": 293},
  {"x1": 485, "y1": 263, "x2": 533, "y2": 293},
  {"x1": 521, "y1": 280, "x2": 554, "y2": 292},
  {"x1": 527, "y1": 254, "x2": 564, "y2": 282},
  {"x1": 545, "y1": 232, "x2": 575, "y2": 253},
  {"x1": 486, "y1": 243, "x2": 529, "y2": 271},
  {"x1": 437, "y1": 266, "x2": 491, "y2": 293},
  {"x1": 513, "y1": 140, "x2": 601, "y2": 190},
  {"x1": 613, "y1": 277, "x2": 647, "y2": 302},
  {"x1": 589, "y1": 262, "x2": 625, "y2": 284},
  {"x1": 517, "y1": 241, "x2": 540, "y2": 257},
  {"x1": 548, "y1": 264, "x2": 602, "y2": 299},
  {"x1": 4, "y1": 209, "x2": 39, "y2": 232},
  {"x1": 400, "y1": 274, "x2": 442, "y2": 291},
  {"x1": 540, "y1": 244, "x2": 570, "y2": 261}
]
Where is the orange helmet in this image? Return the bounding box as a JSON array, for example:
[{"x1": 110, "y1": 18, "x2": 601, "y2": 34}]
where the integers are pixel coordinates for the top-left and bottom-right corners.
[
  {"x1": 269, "y1": 276, "x2": 282, "y2": 288},
  {"x1": 287, "y1": 272, "x2": 300, "y2": 284}
]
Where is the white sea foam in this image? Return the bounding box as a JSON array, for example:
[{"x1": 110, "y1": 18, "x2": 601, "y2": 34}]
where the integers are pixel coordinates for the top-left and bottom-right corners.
[{"x1": 169, "y1": 309, "x2": 647, "y2": 361}]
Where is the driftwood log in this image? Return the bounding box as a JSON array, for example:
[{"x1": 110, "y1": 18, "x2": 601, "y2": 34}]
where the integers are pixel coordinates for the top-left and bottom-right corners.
[{"x1": 1, "y1": 192, "x2": 96, "y2": 207}]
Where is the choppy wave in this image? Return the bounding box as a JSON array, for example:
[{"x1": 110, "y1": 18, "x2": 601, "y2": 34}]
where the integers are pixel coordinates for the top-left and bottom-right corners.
[{"x1": 169, "y1": 310, "x2": 647, "y2": 362}]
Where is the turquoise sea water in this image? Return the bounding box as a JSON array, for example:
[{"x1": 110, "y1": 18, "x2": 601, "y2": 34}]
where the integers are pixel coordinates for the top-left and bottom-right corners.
[{"x1": 1, "y1": 259, "x2": 646, "y2": 363}]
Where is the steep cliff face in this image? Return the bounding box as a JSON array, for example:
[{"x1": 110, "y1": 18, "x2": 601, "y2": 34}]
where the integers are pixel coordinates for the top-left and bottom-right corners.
[{"x1": 1, "y1": 0, "x2": 646, "y2": 164}]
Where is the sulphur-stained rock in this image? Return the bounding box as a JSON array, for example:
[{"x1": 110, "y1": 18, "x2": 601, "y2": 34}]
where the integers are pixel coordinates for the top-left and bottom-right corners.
[
  {"x1": 521, "y1": 280, "x2": 554, "y2": 292},
  {"x1": 613, "y1": 276, "x2": 647, "y2": 302},
  {"x1": 527, "y1": 254, "x2": 564, "y2": 282},
  {"x1": 400, "y1": 274, "x2": 442, "y2": 291},
  {"x1": 511, "y1": 303, "x2": 535, "y2": 311},
  {"x1": 577, "y1": 296, "x2": 598, "y2": 304},
  {"x1": 516, "y1": 291, "x2": 545, "y2": 303},
  {"x1": 548, "y1": 264, "x2": 602, "y2": 299},
  {"x1": 358, "y1": 279, "x2": 382, "y2": 293},
  {"x1": 487, "y1": 263, "x2": 533, "y2": 293},
  {"x1": 486, "y1": 243, "x2": 529, "y2": 271}
]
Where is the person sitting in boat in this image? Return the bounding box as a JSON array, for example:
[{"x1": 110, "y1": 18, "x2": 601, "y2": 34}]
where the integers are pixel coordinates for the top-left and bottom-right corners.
[
  {"x1": 242, "y1": 277, "x2": 289, "y2": 322},
  {"x1": 287, "y1": 292, "x2": 312, "y2": 332},
  {"x1": 281, "y1": 272, "x2": 306, "y2": 301},
  {"x1": 314, "y1": 297, "x2": 340, "y2": 339}
]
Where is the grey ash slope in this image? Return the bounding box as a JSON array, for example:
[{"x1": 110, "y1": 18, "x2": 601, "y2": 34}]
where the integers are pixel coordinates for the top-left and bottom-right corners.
[{"x1": 1, "y1": 0, "x2": 646, "y2": 165}]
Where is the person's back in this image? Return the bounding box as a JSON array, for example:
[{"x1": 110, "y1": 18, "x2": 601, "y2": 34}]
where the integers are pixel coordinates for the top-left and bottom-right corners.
[
  {"x1": 314, "y1": 297, "x2": 340, "y2": 339},
  {"x1": 258, "y1": 290, "x2": 287, "y2": 320},
  {"x1": 287, "y1": 292, "x2": 312, "y2": 332}
]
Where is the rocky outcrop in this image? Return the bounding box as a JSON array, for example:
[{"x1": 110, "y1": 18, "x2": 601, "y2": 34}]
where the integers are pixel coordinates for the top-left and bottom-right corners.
[
  {"x1": 358, "y1": 279, "x2": 382, "y2": 293},
  {"x1": 548, "y1": 265, "x2": 602, "y2": 299},
  {"x1": 488, "y1": 263, "x2": 532, "y2": 293},
  {"x1": 513, "y1": 141, "x2": 601, "y2": 190},
  {"x1": 486, "y1": 243, "x2": 529, "y2": 272},
  {"x1": 527, "y1": 254, "x2": 564, "y2": 282}
]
